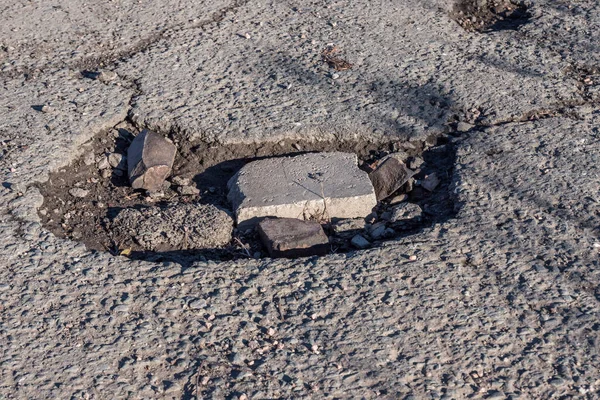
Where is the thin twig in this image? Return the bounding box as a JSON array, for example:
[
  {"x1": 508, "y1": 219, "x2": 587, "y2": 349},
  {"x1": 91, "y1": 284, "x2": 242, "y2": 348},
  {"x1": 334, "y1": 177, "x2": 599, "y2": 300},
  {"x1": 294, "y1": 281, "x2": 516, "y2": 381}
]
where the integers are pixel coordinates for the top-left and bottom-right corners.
[{"x1": 234, "y1": 237, "x2": 252, "y2": 258}]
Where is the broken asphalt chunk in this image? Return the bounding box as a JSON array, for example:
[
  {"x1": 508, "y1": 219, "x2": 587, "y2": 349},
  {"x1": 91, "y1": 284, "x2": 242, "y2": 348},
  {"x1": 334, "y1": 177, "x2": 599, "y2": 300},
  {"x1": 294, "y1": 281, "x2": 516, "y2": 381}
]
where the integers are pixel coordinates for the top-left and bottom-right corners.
[
  {"x1": 389, "y1": 203, "x2": 422, "y2": 223},
  {"x1": 257, "y1": 218, "x2": 330, "y2": 258},
  {"x1": 127, "y1": 130, "x2": 176, "y2": 191},
  {"x1": 111, "y1": 203, "x2": 233, "y2": 251},
  {"x1": 368, "y1": 156, "x2": 415, "y2": 201}
]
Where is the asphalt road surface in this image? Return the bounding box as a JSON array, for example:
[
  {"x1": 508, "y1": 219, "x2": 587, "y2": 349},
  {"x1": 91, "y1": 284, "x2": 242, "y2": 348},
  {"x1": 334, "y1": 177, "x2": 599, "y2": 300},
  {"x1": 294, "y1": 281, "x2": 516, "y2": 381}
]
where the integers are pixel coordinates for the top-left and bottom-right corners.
[{"x1": 1, "y1": 0, "x2": 599, "y2": 398}]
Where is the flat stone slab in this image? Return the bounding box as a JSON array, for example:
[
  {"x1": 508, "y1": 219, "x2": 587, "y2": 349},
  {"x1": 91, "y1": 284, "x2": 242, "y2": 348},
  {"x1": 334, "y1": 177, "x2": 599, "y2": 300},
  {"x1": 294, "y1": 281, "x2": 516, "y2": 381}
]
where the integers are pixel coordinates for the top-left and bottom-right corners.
[
  {"x1": 227, "y1": 152, "x2": 377, "y2": 228},
  {"x1": 257, "y1": 218, "x2": 329, "y2": 258}
]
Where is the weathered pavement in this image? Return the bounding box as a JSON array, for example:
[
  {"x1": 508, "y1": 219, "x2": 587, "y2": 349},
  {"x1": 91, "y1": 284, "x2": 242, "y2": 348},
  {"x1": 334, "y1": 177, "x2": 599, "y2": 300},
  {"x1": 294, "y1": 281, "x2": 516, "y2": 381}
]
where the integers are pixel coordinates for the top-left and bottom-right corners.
[{"x1": 1, "y1": 0, "x2": 600, "y2": 399}]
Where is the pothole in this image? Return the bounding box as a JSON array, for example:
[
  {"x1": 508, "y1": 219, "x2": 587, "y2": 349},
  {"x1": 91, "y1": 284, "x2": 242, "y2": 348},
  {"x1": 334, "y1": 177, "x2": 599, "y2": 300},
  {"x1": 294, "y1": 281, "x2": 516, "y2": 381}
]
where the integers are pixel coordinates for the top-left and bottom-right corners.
[
  {"x1": 453, "y1": 0, "x2": 531, "y2": 32},
  {"x1": 36, "y1": 122, "x2": 458, "y2": 265}
]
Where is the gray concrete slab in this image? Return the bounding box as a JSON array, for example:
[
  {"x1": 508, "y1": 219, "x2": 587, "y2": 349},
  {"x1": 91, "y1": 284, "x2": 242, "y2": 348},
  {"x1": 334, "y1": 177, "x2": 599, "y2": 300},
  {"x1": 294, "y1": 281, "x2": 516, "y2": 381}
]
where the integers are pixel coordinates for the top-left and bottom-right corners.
[
  {"x1": 228, "y1": 152, "x2": 377, "y2": 228},
  {"x1": 1, "y1": 0, "x2": 600, "y2": 398}
]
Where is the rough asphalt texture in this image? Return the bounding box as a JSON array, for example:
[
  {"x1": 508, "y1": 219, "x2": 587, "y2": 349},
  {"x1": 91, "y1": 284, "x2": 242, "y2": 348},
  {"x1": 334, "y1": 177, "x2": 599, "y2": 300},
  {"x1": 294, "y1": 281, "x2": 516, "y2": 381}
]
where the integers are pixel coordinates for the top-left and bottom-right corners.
[{"x1": 1, "y1": 1, "x2": 600, "y2": 399}]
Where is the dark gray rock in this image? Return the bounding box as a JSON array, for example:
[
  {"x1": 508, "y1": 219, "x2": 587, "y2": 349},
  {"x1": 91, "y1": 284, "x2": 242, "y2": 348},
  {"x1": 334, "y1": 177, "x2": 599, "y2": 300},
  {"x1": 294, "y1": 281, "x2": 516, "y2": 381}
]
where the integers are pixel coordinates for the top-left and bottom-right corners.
[
  {"x1": 351, "y1": 234, "x2": 371, "y2": 249},
  {"x1": 369, "y1": 157, "x2": 415, "y2": 201},
  {"x1": 257, "y1": 218, "x2": 330, "y2": 258}
]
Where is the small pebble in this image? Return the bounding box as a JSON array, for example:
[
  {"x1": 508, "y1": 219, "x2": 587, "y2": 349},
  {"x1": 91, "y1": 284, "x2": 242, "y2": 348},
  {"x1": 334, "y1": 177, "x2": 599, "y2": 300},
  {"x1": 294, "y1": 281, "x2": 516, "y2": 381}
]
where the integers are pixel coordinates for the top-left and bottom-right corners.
[
  {"x1": 108, "y1": 153, "x2": 126, "y2": 169},
  {"x1": 97, "y1": 157, "x2": 110, "y2": 170},
  {"x1": 351, "y1": 235, "x2": 370, "y2": 249},
  {"x1": 83, "y1": 152, "x2": 96, "y2": 166},
  {"x1": 389, "y1": 194, "x2": 408, "y2": 204},
  {"x1": 69, "y1": 188, "x2": 89, "y2": 198}
]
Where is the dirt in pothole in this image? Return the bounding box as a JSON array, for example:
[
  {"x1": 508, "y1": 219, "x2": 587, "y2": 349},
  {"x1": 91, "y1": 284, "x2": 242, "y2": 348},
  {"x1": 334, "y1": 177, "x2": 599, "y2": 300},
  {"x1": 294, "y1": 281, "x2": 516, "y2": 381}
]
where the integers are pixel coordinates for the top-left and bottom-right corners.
[
  {"x1": 37, "y1": 121, "x2": 458, "y2": 265},
  {"x1": 453, "y1": 0, "x2": 531, "y2": 32}
]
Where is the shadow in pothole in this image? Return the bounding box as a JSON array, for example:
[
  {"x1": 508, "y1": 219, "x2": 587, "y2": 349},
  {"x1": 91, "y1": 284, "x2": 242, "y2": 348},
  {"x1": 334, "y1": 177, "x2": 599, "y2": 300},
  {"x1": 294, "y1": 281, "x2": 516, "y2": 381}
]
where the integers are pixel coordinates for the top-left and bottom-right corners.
[
  {"x1": 453, "y1": 0, "x2": 531, "y2": 32},
  {"x1": 36, "y1": 123, "x2": 461, "y2": 267}
]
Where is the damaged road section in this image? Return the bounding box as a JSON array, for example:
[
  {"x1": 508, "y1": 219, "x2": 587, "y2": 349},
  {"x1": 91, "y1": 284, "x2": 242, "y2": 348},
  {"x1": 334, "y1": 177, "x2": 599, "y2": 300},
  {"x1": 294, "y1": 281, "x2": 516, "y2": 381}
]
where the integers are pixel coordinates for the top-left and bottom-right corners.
[{"x1": 36, "y1": 123, "x2": 458, "y2": 263}]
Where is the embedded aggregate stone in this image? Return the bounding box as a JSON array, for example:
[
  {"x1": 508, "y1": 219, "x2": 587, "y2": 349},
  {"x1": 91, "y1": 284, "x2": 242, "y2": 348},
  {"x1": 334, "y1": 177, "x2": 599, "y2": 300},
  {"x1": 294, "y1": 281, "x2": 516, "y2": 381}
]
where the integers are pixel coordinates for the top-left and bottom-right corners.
[
  {"x1": 111, "y1": 203, "x2": 233, "y2": 251},
  {"x1": 68, "y1": 188, "x2": 88, "y2": 198},
  {"x1": 227, "y1": 152, "x2": 377, "y2": 228},
  {"x1": 127, "y1": 130, "x2": 176, "y2": 191},
  {"x1": 257, "y1": 218, "x2": 330, "y2": 258}
]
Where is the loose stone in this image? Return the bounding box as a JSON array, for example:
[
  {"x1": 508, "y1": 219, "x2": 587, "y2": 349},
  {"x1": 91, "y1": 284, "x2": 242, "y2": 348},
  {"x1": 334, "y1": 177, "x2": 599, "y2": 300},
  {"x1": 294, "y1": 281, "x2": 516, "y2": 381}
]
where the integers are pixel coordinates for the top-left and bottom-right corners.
[
  {"x1": 368, "y1": 156, "x2": 415, "y2": 201},
  {"x1": 228, "y1": 152, "x2": 376, "y2": 229},
  {"x1": 257, "y1": 218, "x2": 330, "y2": 258},
  {"x1": 108, "y1": 153, "x2": 127, "y2": 170},
  {"x1": 389, "y1": 203, "x2": 422, "y2": 223},
  {"x1": 171, "y1": 176, "x2": 190, "y2": 186},
  {"x1": 127, "y1": 130, "x2": 177, "y2": 191},
  {"x1": 389, "y1": 194, "x2": 408, "y2": 205},
  {"x1": 369, "y1": 223, "x2": 388, "y2": 240},
  {"x1": 177, "y1": 185, "x2": 200, "y2": 196},
  {"x1": 351, "y1": 234, "x2": 370, "y2": 249},
  {"x1": 421, "y1": 173, "x2": 440, "y2": 191},
  {"x1": 409, "y1": 156, "x2": 425, "y2": 170},
  {"x1": 331, "y1": 218, "x2": 366, "y2": 236},
  {"x1": 97, "y1": 156, "x2": 110, "y2": 170}
]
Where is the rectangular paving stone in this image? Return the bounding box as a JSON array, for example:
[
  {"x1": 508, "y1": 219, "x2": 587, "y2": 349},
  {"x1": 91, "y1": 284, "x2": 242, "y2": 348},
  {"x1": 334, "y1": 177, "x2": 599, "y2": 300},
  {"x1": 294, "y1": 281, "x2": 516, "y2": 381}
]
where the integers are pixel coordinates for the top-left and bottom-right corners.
[
  {"x1": 257, "y1": 218, "x2": 330, "y2": 258},
  {"x1": 227, "y1": 152, "x2": 377, "y2": 228}
]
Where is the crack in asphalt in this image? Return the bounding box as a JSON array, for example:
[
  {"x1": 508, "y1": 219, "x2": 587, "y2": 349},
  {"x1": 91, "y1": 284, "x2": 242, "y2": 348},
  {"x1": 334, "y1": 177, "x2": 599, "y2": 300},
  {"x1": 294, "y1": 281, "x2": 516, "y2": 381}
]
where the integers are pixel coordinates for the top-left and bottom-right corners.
[
  {"x1": 0, "y1": 0, "x2": 251, "y2": 80},
  {"x1": 72, "y1": 0, "x2": 251, "y2": 72}
]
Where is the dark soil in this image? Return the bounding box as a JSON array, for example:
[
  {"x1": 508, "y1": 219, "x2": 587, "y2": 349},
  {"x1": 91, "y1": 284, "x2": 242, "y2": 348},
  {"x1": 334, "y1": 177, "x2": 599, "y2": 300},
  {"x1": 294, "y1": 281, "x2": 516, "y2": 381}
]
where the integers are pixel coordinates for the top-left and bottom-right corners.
[
  {"x1": 453, "y1": 0, "x2": 531, "y2": 32},
  {"x1": 37, "y1": 121, "x2": 458, "y2": 265}
]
